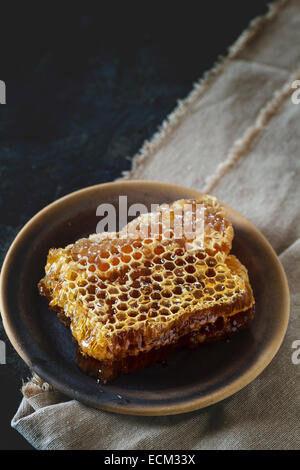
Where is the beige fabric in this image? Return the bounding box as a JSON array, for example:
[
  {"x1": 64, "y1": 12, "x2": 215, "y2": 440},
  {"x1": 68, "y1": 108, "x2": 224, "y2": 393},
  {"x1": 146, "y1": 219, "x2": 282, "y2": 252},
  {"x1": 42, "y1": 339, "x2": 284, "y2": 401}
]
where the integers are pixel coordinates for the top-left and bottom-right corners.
[{"x1": 12, "y1": 0, "x2": 300, "y2": 449}]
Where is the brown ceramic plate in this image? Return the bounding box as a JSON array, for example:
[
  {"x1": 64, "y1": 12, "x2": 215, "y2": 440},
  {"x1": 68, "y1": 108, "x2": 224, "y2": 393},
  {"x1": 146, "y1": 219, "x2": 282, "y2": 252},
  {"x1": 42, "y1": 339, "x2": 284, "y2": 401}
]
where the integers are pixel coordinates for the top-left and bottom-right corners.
[{"x1": 0, "y1": 181, "x2": 289, "y2": 415}]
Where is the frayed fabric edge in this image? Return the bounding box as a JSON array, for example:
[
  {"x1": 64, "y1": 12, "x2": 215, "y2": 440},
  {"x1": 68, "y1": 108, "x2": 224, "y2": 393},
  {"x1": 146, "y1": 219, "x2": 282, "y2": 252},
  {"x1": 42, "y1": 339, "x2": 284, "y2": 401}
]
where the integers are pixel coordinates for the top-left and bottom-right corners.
[
  {"x1": 22, "y1": 373, "x2": 54, "y2": 399},
  {"x1": 120, "y1": 0, "x2": 289, "y2": 181},
  {"x1": 203, "y1": 67, "x2": 300, "y2": 192}
]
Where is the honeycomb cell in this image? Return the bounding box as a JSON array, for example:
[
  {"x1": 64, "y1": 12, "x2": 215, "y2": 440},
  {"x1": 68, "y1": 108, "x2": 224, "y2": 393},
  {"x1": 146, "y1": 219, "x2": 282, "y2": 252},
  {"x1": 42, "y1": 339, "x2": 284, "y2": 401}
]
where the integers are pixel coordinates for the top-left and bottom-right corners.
[
  {"x1": 204, "y1": 287, "x2": 214, "y2": 295},
  {"x1": 205, "y1": 268, "x2": 216, "y2": 278},
  {"x1": 161, "y1": 289, "x2": 172, "y2": 298},
  {"x1": 164, "y1": 261, "x2": 176, "y2": 271},
  {"x1": 87, "y1": 285, "x2": 96, "y2": 295},
  {"x1": 117, "y1": 303, "x2": 128, "y2": 311},
  {"x1": 99, "y1": 262, "x2": 110, "y2": 272},
  {"x1": 194, "y1": 290, "x2": 203, "y2": 299},
  {"x1": 108, "y1": 287, "x2": 118, "y2": 294},
  {"x1": 117, "y1": 313, "x2": 126, "y2": 322},
  {"x1": 185, "y1": 265, "x2": 196, "y2": 274},
  {"x1": 172, "y1": 286, "x2": 182, "y2": 295},
  {"x1": 226, "y1": 281, "x2": 235, "y2": 289},
  {"x1": 128, "y1": 310, "x2": 138, "y2": 317},
  {"x1": 185, "y1": 255, "x2": 196, "y2": 264},
  {"x1": 118, "y1": 293, "x2": 129, "y2": 301},
  {"x1": 206, "y1": 257, "x2": 217, "y2": 267},
  {"x1": 171, "y1": 306, "x2": 180, "y2": 314},
  {"x1": 160, "y1": 308, "x2": 170, "y2": 316},
  {"x1": 149, "y1": 311, "x2": 158, "y2": 318},
  {"x1": 154, "y1": 245, "x2": 164, "y2": 255},
  {"x1": 174, "y1": 268, "x2": 184, "y2": 277},
  {"x1": 121, "y1": 255, "x2": 131, "y2": 263},
  {"x1": 185, "y1": 275, "x2": 196, "y2": 283},
  {"x1": 175, "y1": 258, "x2": 186, "y2": 266},
  {"x1": 129, "y1": 289, "x2": 141, "y2": 298},
  {"x1": 151, "y1": 292, "x2": 161, "y2": 300},
  {"x1": 121, "y1": 245, "x2": 133, "y2": 254},
  {"x1": 215, "y1": 284, "x2": 225, "y2": 292},
  {"x1": 133, "y1": 241, "x2": 142, "y2": 248},
  {"x1": 105, "y1": 297, "x2": 117, "y2": 305}
]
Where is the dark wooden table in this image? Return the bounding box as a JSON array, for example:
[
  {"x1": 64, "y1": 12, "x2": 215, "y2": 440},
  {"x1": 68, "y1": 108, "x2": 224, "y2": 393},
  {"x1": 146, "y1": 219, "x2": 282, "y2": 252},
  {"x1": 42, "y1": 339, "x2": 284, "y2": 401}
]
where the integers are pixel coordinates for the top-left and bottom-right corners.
[{"x1": 0, "y1": 2, "x2": 270, "y2": 450}]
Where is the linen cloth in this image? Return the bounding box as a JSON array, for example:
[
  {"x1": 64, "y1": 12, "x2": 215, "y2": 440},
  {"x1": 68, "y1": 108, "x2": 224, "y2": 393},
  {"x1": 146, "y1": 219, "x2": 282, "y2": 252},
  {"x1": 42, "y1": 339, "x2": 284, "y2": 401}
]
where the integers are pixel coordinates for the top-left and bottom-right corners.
[{"x1": 11, "y1": 0, "x2": 300, "y2": 449}]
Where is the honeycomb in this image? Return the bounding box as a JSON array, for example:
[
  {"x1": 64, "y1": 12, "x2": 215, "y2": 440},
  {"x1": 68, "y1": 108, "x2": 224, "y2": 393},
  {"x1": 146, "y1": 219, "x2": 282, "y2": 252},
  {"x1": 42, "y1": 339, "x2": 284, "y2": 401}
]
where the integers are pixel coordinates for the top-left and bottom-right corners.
[
  {"x1": 39, "y1": 195, "x2": 255, "y2": 382},
  {"x1": 76, "y1": 306, "x2": 254, "y2": 382}
]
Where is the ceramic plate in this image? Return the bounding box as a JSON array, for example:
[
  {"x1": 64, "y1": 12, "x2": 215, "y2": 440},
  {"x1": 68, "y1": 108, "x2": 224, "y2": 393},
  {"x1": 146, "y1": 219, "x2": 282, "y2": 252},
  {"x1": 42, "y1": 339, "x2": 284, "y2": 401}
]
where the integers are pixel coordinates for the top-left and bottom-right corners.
[{"x1": 0, "y1": 181, "x2": 289, "y2": 415}]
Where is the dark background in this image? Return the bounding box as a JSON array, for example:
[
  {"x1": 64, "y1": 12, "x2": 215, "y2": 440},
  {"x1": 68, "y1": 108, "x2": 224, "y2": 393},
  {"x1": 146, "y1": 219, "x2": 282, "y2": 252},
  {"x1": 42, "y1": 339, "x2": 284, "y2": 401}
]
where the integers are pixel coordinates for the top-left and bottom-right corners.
[{"x1": 0, "y1": 2, "x2": 270, "y2": 450}]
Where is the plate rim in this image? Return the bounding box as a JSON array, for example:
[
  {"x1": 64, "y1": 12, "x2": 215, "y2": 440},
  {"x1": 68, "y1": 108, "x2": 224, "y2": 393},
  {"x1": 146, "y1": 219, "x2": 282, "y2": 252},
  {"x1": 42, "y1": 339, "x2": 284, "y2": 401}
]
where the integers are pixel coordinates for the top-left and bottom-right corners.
[{"x1": 0, "y1": 180, "x2": 290, "y2": 415}]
